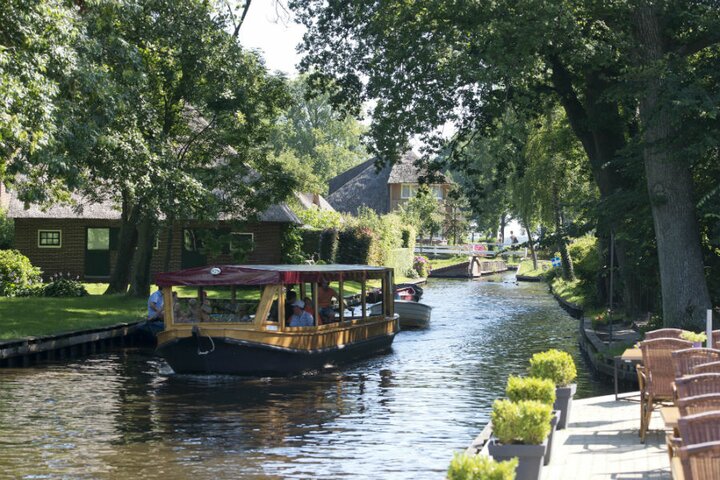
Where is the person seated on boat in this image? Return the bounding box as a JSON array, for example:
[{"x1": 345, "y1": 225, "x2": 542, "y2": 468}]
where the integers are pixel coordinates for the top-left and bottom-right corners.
[
  {"x1": 147, "y1": 285, "x2": 164, "y2": 322},
  {"x1": 318, "y1": 280, "x2": 339, "y2": 324},
  {"x1": 303, "y1": 296, "x2": 315, "y2": 322},
  {"x1": 288, "y1": 300, "x2": 314, "y2": 327},
  {"x1": 285, "y1": 290, "x2": 298, "y2": 322}
]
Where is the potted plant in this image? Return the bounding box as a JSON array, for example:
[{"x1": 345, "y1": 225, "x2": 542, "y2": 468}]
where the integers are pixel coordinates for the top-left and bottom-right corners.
[
  {"x1": 680, "y1": 331, "x2": 707, "y2": 348},
  {"x1": 488, "y1": 399, "x2": 552, "y2": 480},
  {"x1": 506, "y1": 376, "x2": 558, "y2": 465},
  {"x1": 447, "y1": 452, "x2": 517, "y2": 480},
  {"x1": 528, "y1": 349, "x2": 577, "y2": 429}
]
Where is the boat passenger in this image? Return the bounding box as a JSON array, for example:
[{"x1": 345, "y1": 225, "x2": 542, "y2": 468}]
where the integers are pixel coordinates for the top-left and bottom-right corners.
[
  {"x1": 288, "y1": 300, "x2": 314, "y2": 327},
  {"x1": 303, "y1": 296, "x2": 315, "y2": 322},
  {"x1": 318, "y1": 280, "x2": 338, "y2": 324}
]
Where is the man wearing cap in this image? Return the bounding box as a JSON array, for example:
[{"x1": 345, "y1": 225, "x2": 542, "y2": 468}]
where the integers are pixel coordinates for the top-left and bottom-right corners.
[{"x1": 288, "y1": 299, "x2": 314, "y2": 327}]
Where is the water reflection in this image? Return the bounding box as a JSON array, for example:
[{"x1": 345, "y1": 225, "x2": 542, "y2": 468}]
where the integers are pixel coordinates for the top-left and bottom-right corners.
[{"x1": 0, "y1": 274, "x2": 611, "y2": 479}]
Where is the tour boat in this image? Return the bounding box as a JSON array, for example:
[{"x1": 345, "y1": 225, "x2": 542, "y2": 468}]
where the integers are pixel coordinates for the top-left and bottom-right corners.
[
  {"x1": 154, "y1": 264, "x2": 399, "y2": 375},
  {"x1": 371, "y1": 299, "x2": 432, "y2": 329}
]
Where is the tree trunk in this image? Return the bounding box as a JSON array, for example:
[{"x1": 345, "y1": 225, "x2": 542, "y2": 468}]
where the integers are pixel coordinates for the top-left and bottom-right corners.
[
  {"x1": 163, "y1": 219, "x2": 174, "y2": 272},
  {"x1": 104, "y1": 195, "x2": 139, "y2": 294},
  {"x1": 522, "y1": 217, "x2": 538, "y2": 270},
  {"x1": 128, "y1": 215, "x2": 156, "y2": 299},
  {"x1": 550, "y1": 58, "x2": 650, "y2": 316},
  {"x1": 634, "y1": 6, "x2": 711, "y2": 329},
  {"x1": 553, "y1": 184, "x2": 575, "y2": 281},
  {"x1": 499, "y1": 213, "x2": 507, "y2": 244}
]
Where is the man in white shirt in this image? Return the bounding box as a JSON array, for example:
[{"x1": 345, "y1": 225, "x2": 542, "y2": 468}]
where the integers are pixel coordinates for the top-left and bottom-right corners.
[{"x1": 288, "y1": 300, "x2": 314, "y2": 327}]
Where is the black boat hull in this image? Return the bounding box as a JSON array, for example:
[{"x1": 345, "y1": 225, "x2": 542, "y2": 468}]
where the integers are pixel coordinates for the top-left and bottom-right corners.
[{"x1": 157, "y1": 332, "x2": 396, "y2": 375}]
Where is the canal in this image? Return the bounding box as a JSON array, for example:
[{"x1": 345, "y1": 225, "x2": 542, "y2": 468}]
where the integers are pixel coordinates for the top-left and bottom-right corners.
[{"x1": 0, "y1": 273, "x2": 612, "y2": 479}]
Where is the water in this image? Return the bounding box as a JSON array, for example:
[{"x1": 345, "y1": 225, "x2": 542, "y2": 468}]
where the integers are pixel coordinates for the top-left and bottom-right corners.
[{"x1": 0, "y1": 274, "x2": 611, "y2": 479}]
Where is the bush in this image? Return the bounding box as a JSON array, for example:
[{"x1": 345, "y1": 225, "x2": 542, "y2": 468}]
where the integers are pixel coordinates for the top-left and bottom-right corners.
[
  {"x1": 506, "y1": 376, "x2": 556, "y2": 406},
  {"x1": 413, "y1": 255, "x2": 431, "y2": 277},
  {"x1": 401, "y1": 226, "x2": 416, "y2": 251},
  {"x1": 386, "y1": 248, "x2": 414, "y2": 276},
  {"x1": 528, "y1": 349, "x2": 577, "y2": 387},
  {"x1": 0, "y1": 208, "x2": 13, "y2": 249},
  {"x1": 319, "y1": 229, "x2": 339, "y2": 263},
  {"x1": 447, "y1": 452, "x2": 517, "y2": 480},
  {"x1": 491, "y1": 399, "x2": 552, "y2": 445},
  {"x1": 301, "y1": 229, "x2": 322, "y2": 260},
  {"x1": 281, "y1": 225, "x2": 307, "y2": 264},
  {"x1": 42, "y1": 275, "x2": 88, "y2": 297},
  {"x1": 337, "y1": 226, "x2": 375, "y2": 264},
  {"x1": 0, "y1": 249, "x2": 42, "y2": 297}
]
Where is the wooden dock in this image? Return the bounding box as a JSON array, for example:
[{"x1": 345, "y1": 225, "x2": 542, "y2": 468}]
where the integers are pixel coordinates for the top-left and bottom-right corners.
[
  {"x1": 0, "y1": 321, "x2": 146, "y2": 367},
  {"x1": 467, "y1": 392, "x2": 670, "y2": 479}
]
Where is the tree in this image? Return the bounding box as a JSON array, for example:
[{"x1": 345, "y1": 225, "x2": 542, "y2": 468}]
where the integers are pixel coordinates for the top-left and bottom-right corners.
[
  {"x1": 398, "y1": 187, "x2": 443, "y2": 242},
  {"x1": 21, "y1": 0, "x2": 292, "y2": 297},
  {"x1": 290, "y1": 0, "x2": 719, "y2": 326},
  {"x1": 269, "y1": 76, "x2": 367, "y2": 193},
  {"x1": 1, "y1": 0, "x2": 78, "y2": 187}
]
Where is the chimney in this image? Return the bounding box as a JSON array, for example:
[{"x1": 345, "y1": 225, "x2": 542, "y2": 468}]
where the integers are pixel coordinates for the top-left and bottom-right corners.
[{"x1": 313, "y1": 193, "x2": 320, "y2": 207}]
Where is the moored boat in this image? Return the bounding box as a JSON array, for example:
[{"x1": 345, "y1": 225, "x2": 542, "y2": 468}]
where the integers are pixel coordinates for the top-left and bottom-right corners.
[
  {"x1": 371, "y1": 299, "x2": 432, "y2": 329},
  {"x1": 154, "y1": 264, "x2": 399, "y2": 375}
]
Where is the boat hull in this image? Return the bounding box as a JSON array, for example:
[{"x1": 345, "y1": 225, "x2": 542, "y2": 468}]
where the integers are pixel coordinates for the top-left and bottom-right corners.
[
  {"x1": 371, "y1": 300, "x2": 432, "y2": 329},
  {"x1": 157, "y1": 331, "x2": 396, "y2": 375}
]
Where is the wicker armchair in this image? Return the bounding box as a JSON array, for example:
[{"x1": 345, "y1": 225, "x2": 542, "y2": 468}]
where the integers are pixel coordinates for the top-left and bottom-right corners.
[
  {"x1": 638, "y1": 338, "x2": 693, "y2": 443},
  {"x1": 675, "y1": 440, "x2": 720, "y2": 480},
  {"x1": 676, "y1": 373, "x2": 720, "y2": 399},
  {"x1": 672, "y1": 348, "x2": 720, "y2": 378},
  {"x1": 678, "y1": 394, "x2": 720, "y2": 416},
  {"x1": 645, "y1": 328, "x2": 688, "y2": 340},
  {"x1": 693, "y1": 361, "x2": 720, "y2": 374}
]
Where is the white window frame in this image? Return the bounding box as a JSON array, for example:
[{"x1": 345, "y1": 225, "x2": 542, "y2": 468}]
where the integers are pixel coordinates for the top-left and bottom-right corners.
[
  {"x1": 431, "y1": 185, "x2": 444, "y2": 200},
  {"x1": 230, "y1": 232, "x2": 254, "y2": 252},
  {"x1": 400, "y1": 184, "x2": 417, "y2": 199},
  {"x1": 38, "y1": 230, "x2": 62, "y2": 248}
]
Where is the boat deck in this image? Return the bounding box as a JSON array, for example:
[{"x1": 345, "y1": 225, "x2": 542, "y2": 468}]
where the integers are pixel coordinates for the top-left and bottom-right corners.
[{"x1": 542, "y1": 392, "x2": 670, "y2": 479}]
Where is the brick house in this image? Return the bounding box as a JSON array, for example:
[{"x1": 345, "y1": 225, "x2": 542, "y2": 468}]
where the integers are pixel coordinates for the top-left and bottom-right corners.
[
  {"x1": 1, "y1": 185, "x2": 300, "y2": 281},
  {"x1": 327, "y1": 151, "x2": 452, "y2": 215}
]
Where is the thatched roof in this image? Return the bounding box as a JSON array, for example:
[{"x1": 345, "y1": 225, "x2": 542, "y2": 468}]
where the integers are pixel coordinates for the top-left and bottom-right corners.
[
  {"x1": 294, "y1": 192, "x2": 336, "y2": 212},
  {"x1": 5, "y1": 189, "x2": 299, "y2": 223},
  {"x1": 326, "y1": 151, "x2": 449, "y2": 215}
]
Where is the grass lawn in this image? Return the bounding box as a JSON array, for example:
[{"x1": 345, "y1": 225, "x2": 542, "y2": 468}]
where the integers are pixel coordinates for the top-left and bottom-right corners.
[
  {"x1": 0, "y1": 294, "x2": 146, "y2": 341},
  {"x1": 516, "y1": 259, "x2": 552, "y2": 278},
  {"x1": 551, "y1": 277, "x2": 587, "y2": 307}
]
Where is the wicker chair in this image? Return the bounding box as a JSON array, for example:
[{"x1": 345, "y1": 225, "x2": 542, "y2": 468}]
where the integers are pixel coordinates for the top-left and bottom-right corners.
[
  {"x1": 675, "y1": 440, "x2": 720, "y2": 480},
  {"x1": 638, "y1": 338, "x2": 693, "y2": 443},
  {"x1": 713, "y1": 330, "x2": 720, "y2": 348},
  {"x1": 678, "y1": 394, "x2": 720, "y2": 416},
  {"x1": 645, "y1": 328, "x2": 688, "y2": 340},
  {"x1": 693, "y1": 361, "x2": 720, "y2": 374},
  {"x1": 676, "y1": 373, "x2": 720, "y2": 399},
  {"x1": 672, "y1": 348, "x2": 720, "y2": 378}
]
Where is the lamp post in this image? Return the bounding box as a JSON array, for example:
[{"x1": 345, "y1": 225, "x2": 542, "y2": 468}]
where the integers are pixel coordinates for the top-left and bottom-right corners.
[{"x1": 608, "y1": 231, "x2": 615, "y2": 344}]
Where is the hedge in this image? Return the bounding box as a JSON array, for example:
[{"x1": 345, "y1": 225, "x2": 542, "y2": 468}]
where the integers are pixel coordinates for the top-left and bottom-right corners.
[
  {"x1": 386, "y1": 248, "x2": 414, "y2": 276},
  {"x1": 337, "y1": 227, "x2": 374, "y2": 264},
  {"x1": 319, "y1": 229, "x2": 339, "y2": 263}
]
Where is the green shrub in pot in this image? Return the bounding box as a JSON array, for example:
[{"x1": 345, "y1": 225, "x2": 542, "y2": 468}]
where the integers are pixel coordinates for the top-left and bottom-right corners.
[
  {"x1": 491, "y1": 399, "x2": 552, "y2": 445},
  {"x1": 506, "y1": 377, "x2": 556, "y2": 406},
  {"x1": 447, "y1": 452, "x2": 517, "y2": 480},
  {"x1": 528, "y1": 349, "x2": 577, "y2": 430},
  {"x1": 527, "y1": 350, "x2": 577, "y2": 386}
]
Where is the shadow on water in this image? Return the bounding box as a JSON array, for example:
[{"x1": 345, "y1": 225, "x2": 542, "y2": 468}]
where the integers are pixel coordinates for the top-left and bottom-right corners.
[{"x1": 0, "y1": 273, "x2": 612, "y2": 479}]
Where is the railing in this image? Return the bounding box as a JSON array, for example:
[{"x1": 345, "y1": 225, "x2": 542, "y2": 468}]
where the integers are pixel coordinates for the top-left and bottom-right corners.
[{"x1": 414, "y1": 243, "x2": 527, "y2": 258}]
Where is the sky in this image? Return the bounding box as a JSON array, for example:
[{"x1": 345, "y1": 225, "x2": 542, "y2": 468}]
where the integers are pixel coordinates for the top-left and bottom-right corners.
[{"x1": 237, "y1": 2, "x2": 304, "y2": 76}]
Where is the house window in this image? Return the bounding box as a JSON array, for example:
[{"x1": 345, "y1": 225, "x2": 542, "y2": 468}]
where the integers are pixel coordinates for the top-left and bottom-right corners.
[
  {"x1": 431, "y1": 185, "x2": 444, "y2": 200},
  {"x1": 230, "y1": 232, "x2": 254, "y2": 253},
  {"x1": 401, "y1": 184, "x2": 417, "y2": 199},
  {"x1": 38, "y1": 230, "x2": 62, "y2": 248}
]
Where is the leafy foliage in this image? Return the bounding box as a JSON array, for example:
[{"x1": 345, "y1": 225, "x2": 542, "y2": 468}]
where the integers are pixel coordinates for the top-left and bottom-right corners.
[
  {"x1": 447, "y1": 452, "x2": 517, "y2": 480},
  {"x1": 0, "y1": 250, "x2": 42, "y2": 297},
  {"x1": 491, "y1": 399, "x2": 552, "y2": 445},
  {"x1": 528, "y1": 350, "x2": 577, "y2": 387},
  {"x1": 281, "y1": 225, "x2": 307, "y2": 264},
  {"x1": 0, "y1": 208, "x2": 13, "y2": 249},
  {"x1": 506, "y1": 376, "x2": 556, "y2": 406},
  {"x1": 337, "y1": 226, "x2": 374, "y2": 265},
  {"x1": 319, "y1": 229, "x2": 339, "y2": 263},
  {"x1": 42, "y1": 275, "x2": 88, "y2": 297}
]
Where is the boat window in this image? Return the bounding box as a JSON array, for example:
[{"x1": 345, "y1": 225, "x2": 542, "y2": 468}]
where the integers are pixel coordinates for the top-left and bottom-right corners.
[
  {"x1": 171, "y1": 286, "x2": 261, "y2": 323},
  {"x1": 317, "y1": 280, "x2": 342, "y2": 325}
]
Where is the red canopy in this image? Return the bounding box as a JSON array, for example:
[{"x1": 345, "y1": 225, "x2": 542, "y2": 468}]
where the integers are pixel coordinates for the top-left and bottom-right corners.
[{"x1": 154, "y1": 264, "x2": 390, "y2": 287}]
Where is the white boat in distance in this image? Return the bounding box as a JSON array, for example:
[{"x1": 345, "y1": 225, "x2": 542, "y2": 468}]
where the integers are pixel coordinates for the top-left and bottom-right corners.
[{"x1": 371, "y1": 300, "x2": 432, "y2": 329}]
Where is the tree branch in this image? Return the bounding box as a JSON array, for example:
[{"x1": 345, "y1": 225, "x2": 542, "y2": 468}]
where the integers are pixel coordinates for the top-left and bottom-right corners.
[
  {"x1": 232, "y1": 0, "x2": 252, "y2": 38},
  {"x1": 674, "y1": 31, "x2": 720, "y2": 57}
]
